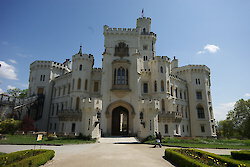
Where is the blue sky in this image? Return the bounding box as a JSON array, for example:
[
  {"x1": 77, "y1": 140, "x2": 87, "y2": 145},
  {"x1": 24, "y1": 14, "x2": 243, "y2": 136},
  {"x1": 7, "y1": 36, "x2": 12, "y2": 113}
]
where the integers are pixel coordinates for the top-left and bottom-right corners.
[{"x1": 0, "y1": 0, "x2": 249, "y2": 121}]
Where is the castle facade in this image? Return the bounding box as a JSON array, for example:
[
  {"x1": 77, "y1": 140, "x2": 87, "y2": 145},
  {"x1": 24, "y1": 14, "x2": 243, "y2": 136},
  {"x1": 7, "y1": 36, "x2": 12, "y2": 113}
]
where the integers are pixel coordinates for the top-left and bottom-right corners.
[{"x1": 28, "y1": 17, "x2": 216, "y2": 138}]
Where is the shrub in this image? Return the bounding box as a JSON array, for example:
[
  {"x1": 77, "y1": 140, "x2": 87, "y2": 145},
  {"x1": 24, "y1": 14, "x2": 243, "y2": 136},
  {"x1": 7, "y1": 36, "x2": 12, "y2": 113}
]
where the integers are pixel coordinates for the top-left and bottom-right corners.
[
  {"x1": 47, "y1": 134, "x2": 57, "y2": 140},
  {"x1": 0, "y1": 119, "x2": 21, "y2": 134},
  {"x1": 141, "y1": 135, "x2": 155, "y2": 143},
  {"x1": 77, "y1": 133, "x2": 91, "y2": 140},
  {"x1": 231, "y1": 150, "x2": 250, "y2": 160},
  {"x1": 0, "y1": 149, "x2": 55, "y2": 167},
  {"x1": 165, "y1": 148, "x2": 249, "y2": 167}
]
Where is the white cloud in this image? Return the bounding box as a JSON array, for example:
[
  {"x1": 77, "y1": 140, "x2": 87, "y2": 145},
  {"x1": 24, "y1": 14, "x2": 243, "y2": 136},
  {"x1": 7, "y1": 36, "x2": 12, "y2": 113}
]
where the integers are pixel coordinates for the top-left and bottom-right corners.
[
  {"x1": 213, "y1": 102, "x2": 235, "y2": 121},
  {"x1": 0, "y1": 88, "x2": 3, "y2": 94},
  {"x1": 9, "y1": 59, "x2": 17, "y2": 64},
  {"x1": 0, "y1": 61, "x2": 18, "y2": 80},
  {"x1": 197, "y1": 44, "x2": 220, "y2": 54},
  {"x1": 7, "y1": 85, "x2": 16, "y2": 90},
  {"x1": 244, "y1": 93, "x2": 250, "y2": 97}
]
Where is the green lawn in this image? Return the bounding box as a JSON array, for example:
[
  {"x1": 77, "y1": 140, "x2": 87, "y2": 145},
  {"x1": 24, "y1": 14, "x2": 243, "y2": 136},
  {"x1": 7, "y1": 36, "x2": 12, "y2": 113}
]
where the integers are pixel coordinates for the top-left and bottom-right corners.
[
  {"x1": 220, "y1": 155, "x2": 250, "y2": 165},
  {"x1": 0, "y1": 135, "x2": 96, "y2": 145},
  {"x1": 144, "y1": 137, "x2": 250, "y2": 149}
]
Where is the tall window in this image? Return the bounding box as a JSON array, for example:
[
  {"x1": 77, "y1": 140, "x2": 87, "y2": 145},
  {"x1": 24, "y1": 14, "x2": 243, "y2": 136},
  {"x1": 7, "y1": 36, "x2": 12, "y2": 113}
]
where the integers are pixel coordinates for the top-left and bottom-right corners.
[
  {"x1": 176, "y1": 124, "x2": 179, "y2": 134},
  {"x1": 165, "y1": 124, "x2": 168, "y2": 134},
  {"x1": 161, "y1": 99, "x2": 165, "y2": 112},
  {"x1": 200, "y1": 125, "x2": 205, "y2": 133},
  {"x1": 71, "y1": 123, "x2": 76, "y2": 132},
  {"x1": 154, "y1": 81, "x2": 157, "y2": 92},
  {"x1": 196, "y1": 78, "x2": 201, "y2": 85},
  {"x1": 196, "y1": 91, "x2": 202, "y2": 99},
  {"x1": 160, "y1": 66, "x2": 163, "y2": 73},
  {"x1": 77, "y1": 78, "x2": 81, "y2": 90},
  {"x1": 171, "y1": 86, "x2": 173, "y2": 96},
  {"x1": 85, "y1": 79, "x2": 88, "y2": 90},
  {"x1": 143, "y1": 83, "x2": 148, "y2": 93},
  {"x1": 175, "y1": 88, "x2": 178, "y2": 98},
  {"x1": 68, "y1": 84, "x2": 70, "y2": 94},
  {"x1": 79, "y1": 64, "x2": 82, "y2": 71},
  {"x1": 161, "y1": 80, "x2": 164, "y2": 92},
  {"x1": 167, "y1": 81, "x2": 170, "y2": 92},
  {"x1": 72, "y1": 79, "x2": 75, "y2": 90},
  {"x1": 94, "y1": 81, "x2": 99, "y2": 92},
  {"x1": 114, "y1": 67, "x2": 128, "y2": 85},
  {"x1": 76, "y1": 97, "x2": 80, "y2": 110},
  {"x1": 197, "y1": 105, "x2": 205, "y2": 119}
]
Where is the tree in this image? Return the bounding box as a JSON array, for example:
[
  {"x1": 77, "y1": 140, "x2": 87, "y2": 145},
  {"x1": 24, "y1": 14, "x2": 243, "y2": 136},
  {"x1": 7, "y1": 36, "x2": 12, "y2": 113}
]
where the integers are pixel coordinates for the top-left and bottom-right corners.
[
  {"x1": 226, "y1": 99, "x2": 250, "y2": 138},
  {"x1": 6, "y1": 88, "x2": 28, "y2": 98},
  {"x1": 0, "y1": 119, "x2": 21, "y2": 134},
  {"x1": 217, "y1": 120, "x2": 235, "y2": 138}
]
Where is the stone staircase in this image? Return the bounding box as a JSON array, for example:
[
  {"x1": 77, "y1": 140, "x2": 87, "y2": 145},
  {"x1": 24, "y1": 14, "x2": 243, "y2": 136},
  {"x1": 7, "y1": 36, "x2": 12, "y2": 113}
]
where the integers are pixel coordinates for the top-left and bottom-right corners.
[{"x1": 98, "y1": 137, "x2": 140, "y2": 144}]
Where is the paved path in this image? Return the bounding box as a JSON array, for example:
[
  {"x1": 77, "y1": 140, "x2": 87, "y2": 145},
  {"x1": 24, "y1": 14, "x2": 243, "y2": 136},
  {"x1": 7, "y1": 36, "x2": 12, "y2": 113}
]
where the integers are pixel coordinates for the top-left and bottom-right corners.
[{"x1": 0, "y1": 137, "x2": 241, "y2": 167}]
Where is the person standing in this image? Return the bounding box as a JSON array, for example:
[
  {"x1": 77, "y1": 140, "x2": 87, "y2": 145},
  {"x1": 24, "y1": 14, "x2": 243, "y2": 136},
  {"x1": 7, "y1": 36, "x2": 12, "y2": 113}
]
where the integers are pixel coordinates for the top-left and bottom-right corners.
[{"x1": 154, "y1": 132, "x2": 162, "y2": 148}]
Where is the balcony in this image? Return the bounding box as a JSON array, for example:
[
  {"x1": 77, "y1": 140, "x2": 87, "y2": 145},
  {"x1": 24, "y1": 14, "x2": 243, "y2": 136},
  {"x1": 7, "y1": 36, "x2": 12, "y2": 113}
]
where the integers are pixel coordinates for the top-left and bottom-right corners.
[
  {"x1": 159, "y1": 111, "x2": 183, "y2": 122},
  {"x1": 58, "y1": 109, "x2": 82, "y2": 121}
]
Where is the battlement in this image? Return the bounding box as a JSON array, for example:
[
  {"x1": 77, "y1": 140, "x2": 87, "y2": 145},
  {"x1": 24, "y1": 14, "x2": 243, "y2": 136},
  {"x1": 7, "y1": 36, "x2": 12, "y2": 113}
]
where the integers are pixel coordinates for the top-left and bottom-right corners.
[
  {"x1": 30, "y1": 60, "x2": 69, "y2": 71},
  {"x1": 73, "y1": 53, "x2": 94, "y2": 62},
  {"x1": 140, "y1": 68, "x2": 151, "y2": 75},
  {"x1": 173, "y1": 65, "x2": 210, "y2": 74},
  {"x1": 92, "y1": 68, "x2": 102, "y2": 72},
  {"x1": 149, "y1": 56, "x2": 170, "y2": 63},
  {"x1": 103, "y1": 25, "x2": 139, "y2": 35},
  {"x1": 137, "y1": 17, "x2": 151, "y2": 20}
]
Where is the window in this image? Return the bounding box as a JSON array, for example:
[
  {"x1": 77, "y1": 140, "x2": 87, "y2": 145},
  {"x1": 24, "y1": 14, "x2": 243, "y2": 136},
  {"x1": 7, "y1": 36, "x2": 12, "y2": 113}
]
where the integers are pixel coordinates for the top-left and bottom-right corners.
[
  {"x1": 196, "y1": 78, "x2": 201, "y2": 85},
  {"x1": 208, "y1": 91, "x2": 211, "y2": 101},
  {"x1": 212, "y1": 125, "x2": 215, "y2": 133},
  {"x1": 85, "y1": 79, "x2": 88, "y2": 90},
  {"x1": 43, "y1": 75, "x2": 45, "y2": 81},
  {"x1": 201, "y1": 125, "x2": 205, "y2": 133},
  {"x1": 196, "y1": 91, "x2": 202, "y2": 99},
  {"x1": 88, "y1": 119, "x2": 91, "y2": 130},
  {"x1": 170, "y1": 86, "x2": 173, "y2": 96},
  {"x1": 184, "y1": 91, "x2": 187, "y2": 99},
  {"x1": 76, "y1": 97, "x2": 80, "y2": 110},
  {"x1": 180, "y1": 91, "x2": 182, "y2": 99},
  {"x1": 68, "y1": 84, "x2": 70, "y2": 94},
  {"x1": 71, "y1": 123, "x2": 76, "y2": 132},
  {"x1": 165, "y1": 124, "x2": 168, "y2": 134},
  {"x1": 143, "y1": 45, "x2": 148, "y2": 50},
  {"x1": 187, "y1": 125, "x2": 189, "y2": 132},
  {"x1": 143, "y1": 56, "x2": 148, "y2": 61},
  {"x1": 58, "y1": 87, "x2": 61, "y2": 96},
  {"x1": 161, "y1": 80, "x2": 164, "y2": 92},
  {"x1": 54, "y1": 123, "x2": 57, "y2": 130},
  {"x1": 94, "y1": 81, "x2": 99, "y2": 92},
  {"x1": 154, "y1": 81, "x2": 157, "y2": 92},
  {"x1": 150, "y1": 120, "x2": 152, "y2": 131},
  {"x1": 182, "y1": 125, "x2": 185, "y2": 133},
  {"x1": 143, "y1": 83, "x2": 148, "y2": 93},
  {"x1": 114, "y1": 67, "x2": 128, "y2": 85},
  {"x1": 176, "y1": 105, "x2": 179, "y2": 112},
  {"x1": 160, "y1": 66, "x2": 163, "y2": 73},
  {"x1": 175, "y1": 88, "x2": 178, "y2": 98},
  {"x1": 40, "y1": 75, "x2": 43, "y2": 81},
  {"x1": 197, "y1": 105, "x2": 205, "y2": 119},
  {"x1": 56, "y1": 104, "x2": 59, "y2": 115},
  {"x1": 51, "y1": 104, "x2": 54, "y2": 116},
  {"x1": 61, "y1": 103, "x2": 64, "y2": 111},
  {"x1": 167, "y1": 81, "x2": 170, "y2": 92},
  {"x1": 77, "y1": 78, "x2": 81, "y2": 90},
  {"x1": 161, "y1": 99, "x2": 165, "y2": 112},
  {"x1": 176, "y1": 124, "x2": 179, "y2": 134},
  {"x1": 79, "y1": 64, "x2": 82, "y2": 71}
]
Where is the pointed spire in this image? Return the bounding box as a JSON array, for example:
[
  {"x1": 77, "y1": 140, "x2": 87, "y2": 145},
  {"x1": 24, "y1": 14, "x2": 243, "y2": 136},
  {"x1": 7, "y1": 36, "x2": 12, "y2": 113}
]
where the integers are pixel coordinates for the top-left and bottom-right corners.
[
  {"x1": 141, "y1": 8, "x2": 144, "y2": 17},
  {"x1": 78, "y1": 45, "x2": 82, "y2": 55}
]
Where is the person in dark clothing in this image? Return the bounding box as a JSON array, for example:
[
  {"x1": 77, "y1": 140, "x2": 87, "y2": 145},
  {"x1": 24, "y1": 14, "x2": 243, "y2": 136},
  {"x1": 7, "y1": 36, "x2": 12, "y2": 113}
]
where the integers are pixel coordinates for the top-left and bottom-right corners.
[{"x1": 153, "y1": 132, "x2": 162, "y2": 148}]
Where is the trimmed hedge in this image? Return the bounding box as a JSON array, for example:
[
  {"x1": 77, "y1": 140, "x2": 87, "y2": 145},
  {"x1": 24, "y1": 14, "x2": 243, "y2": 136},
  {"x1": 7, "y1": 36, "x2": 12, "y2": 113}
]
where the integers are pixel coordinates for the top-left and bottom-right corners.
[
  {"x1": 231, "y1": 150, "x2": 250, "y2": 160},
  {"x1": 165, "y1": 148, "x2": 249, "y2": 167},
  {"x1": 0, "y1": 149, "x2": 55, "y2": 167}
]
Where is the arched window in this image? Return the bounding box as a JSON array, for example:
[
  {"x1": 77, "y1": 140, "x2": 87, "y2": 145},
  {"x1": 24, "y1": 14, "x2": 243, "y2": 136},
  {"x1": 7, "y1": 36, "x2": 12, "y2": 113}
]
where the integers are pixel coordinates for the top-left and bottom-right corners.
[
  {"x1": 161, "y1": 99, "x2": 165, "y2": 112},
  {"x1": 154, "y1": 81, "x2": 157, "y2": 92},
  {"x1": 76, "y1": 97, "x2": 80, "y2": 110},
  {"x1": 114, "y1": 69, "x2": 116, "y2": 84},
  {"x1": 143, "y1": 28, "x2": 146, "y2": 34},
  {"x1": 79, "y1": 64, "x2": 82, "y2": 71},
  {"x1": 85, "y1": 79, "x2": 88, "y2": 90},
  {"x1": 77, "y1": 78, "x2": 81, "y2": 90},
  {"x1": 161, "y1": 80, "x2": 164, "y2": 92},
  {"x1": 160, "y1": 66, "x2": 163, "y2": 73},
  {"x1": 197, "y1": 105, "x2": 205, "y2": 119}
]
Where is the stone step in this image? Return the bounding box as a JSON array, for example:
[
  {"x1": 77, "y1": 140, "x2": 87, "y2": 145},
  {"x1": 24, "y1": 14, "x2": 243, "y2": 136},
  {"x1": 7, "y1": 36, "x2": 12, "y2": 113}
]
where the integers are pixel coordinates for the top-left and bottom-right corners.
[{"x1": 98, "y1": 137, "x2": 140, "y2": 144}]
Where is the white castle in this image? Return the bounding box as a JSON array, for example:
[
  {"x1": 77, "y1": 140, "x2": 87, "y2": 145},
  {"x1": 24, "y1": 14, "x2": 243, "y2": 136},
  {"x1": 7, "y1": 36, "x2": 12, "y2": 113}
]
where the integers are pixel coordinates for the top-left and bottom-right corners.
[{"x1": 28, "y1": 17, "x2": 216, "y2": 138}]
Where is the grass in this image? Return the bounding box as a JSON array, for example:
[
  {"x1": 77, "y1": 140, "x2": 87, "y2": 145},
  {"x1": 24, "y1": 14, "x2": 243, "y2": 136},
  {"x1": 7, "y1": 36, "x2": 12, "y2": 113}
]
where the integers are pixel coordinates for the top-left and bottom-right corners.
[
  {"x1": 221, "y1": 155, "x2": 250, "y2": 165},
  {"x1": 0, "y1": 134, "x2": 96, "y2": 145},
  {"x1": 144, "y1": 137, "x2": 250, "y2": 149}
]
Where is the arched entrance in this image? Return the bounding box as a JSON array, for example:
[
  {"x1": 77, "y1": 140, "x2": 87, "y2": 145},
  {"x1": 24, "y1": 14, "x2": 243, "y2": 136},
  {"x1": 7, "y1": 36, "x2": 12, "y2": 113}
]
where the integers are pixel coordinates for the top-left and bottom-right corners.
[{"x1": 112, "y1": 106, "x2": 129, "y2": 136}]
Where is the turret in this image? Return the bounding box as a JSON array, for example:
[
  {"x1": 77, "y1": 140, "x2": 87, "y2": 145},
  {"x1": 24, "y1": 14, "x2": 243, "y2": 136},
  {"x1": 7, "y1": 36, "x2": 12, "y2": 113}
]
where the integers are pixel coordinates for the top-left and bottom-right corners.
[{"x1": 136, "y1": 17, "x2": 151, "y2": 34}]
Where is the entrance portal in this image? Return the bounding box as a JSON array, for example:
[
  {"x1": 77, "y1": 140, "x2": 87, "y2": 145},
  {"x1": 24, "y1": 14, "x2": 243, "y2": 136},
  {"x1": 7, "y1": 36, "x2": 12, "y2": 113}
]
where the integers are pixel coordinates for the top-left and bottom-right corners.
[{"x1": 112, "y1": 106, "x2": 129, "y2": 136}]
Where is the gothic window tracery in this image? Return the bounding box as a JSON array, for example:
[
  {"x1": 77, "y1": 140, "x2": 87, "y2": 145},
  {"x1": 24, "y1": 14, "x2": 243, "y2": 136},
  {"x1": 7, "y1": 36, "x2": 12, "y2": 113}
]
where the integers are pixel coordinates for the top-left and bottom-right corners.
[{"x1": 113, "y1": 67, "x2": 128, "y2": 85}]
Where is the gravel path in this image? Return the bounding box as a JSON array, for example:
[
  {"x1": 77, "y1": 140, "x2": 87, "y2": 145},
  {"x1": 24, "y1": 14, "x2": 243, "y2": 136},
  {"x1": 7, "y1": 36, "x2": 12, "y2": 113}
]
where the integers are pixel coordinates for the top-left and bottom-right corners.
[{"x1": 0, "y1": 137, "x2": 241, "y2": 167}]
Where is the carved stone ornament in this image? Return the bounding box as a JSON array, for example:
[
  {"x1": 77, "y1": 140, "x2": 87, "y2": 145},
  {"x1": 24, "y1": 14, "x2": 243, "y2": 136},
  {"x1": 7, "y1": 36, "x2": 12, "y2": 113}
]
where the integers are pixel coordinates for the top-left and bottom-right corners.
[{"x1": 114, "y1": 42, "x2": 129, "y2": 58}]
